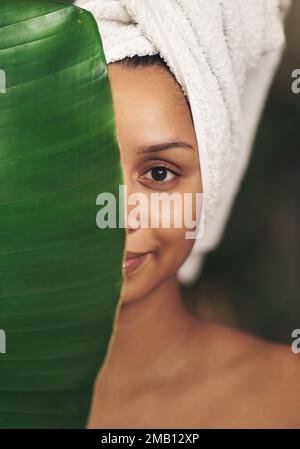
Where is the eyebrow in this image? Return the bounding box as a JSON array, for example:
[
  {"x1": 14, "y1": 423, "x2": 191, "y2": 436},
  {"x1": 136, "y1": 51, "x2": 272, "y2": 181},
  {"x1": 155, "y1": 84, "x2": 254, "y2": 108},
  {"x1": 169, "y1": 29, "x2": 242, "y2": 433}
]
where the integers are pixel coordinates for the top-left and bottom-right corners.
[{"x1": 138, "y1": 141, "x2": 195, "y2": 154}]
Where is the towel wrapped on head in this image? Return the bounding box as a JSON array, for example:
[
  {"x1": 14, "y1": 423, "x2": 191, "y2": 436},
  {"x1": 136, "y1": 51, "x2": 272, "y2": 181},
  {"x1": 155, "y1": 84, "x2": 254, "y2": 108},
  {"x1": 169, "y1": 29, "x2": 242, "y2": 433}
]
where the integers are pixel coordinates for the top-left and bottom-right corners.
[{"x1": 75, "y1": 0, "x2": 291, "y2": 284}]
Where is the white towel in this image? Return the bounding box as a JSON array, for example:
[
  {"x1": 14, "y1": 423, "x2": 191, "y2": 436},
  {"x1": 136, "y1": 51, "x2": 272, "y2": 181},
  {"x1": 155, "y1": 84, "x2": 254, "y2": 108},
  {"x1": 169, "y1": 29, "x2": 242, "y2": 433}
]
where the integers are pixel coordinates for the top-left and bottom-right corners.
[{"x1": 74, "y1": 0, "x2": 291, "y2": 284}]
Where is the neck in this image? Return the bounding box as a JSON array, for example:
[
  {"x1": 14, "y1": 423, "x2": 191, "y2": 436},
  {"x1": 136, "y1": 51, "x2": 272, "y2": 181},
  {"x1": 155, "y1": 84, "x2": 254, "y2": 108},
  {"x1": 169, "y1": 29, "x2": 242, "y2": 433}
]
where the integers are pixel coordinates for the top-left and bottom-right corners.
[{"x1": 95, "y1": 275, "x2": 198, "y2": 397}]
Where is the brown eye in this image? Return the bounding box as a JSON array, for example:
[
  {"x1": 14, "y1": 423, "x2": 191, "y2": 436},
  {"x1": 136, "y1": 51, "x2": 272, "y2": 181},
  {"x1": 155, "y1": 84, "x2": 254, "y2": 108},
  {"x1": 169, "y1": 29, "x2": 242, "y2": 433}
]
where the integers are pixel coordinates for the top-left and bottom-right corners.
[{"x1": 144, "y1": 166, "x2": 176, "y2": 182}]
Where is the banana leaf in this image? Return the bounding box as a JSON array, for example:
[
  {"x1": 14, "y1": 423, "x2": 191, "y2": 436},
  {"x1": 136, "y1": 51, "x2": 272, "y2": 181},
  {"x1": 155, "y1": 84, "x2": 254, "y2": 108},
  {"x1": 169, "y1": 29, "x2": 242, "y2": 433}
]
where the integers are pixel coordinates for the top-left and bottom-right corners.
[{"x1": 0, "y1": 0, "x2": 125, "y2": 428}]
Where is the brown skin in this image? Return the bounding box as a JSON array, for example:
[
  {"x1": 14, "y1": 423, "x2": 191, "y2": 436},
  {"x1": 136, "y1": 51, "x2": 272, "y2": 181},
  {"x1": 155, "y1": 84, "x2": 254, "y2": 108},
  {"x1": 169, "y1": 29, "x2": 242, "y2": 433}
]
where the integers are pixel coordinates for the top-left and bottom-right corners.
[{"x1": 87, "y1": 63, "x2": 300, "y2": 429}]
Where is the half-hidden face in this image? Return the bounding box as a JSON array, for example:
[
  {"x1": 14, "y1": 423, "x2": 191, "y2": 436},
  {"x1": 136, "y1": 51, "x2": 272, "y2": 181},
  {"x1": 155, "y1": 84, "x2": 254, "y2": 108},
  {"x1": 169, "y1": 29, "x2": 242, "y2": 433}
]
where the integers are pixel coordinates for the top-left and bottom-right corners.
[{"x1": 107, "y1": 62, "x2": 202, "y2": 304}]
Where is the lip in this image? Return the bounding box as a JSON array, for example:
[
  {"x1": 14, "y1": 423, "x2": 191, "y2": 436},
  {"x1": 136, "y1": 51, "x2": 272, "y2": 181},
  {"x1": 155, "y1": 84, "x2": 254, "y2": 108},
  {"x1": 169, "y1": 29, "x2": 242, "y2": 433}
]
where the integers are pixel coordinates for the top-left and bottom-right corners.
[{"x1": 123, "y1": 252, "x2": 150, "y2": 276}]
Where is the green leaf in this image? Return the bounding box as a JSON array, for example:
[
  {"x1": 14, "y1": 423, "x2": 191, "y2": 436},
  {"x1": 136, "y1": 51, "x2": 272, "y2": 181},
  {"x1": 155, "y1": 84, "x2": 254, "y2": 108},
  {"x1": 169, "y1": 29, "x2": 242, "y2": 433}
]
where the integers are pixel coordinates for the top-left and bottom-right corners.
[{"x1": 0, "y1": 0, "x2": 124, "y2": 428}]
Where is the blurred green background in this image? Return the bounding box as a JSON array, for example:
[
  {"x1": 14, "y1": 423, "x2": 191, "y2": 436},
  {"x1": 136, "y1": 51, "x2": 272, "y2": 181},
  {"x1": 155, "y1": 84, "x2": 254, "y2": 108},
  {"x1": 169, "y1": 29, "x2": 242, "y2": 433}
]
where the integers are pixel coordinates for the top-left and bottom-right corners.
[{"x1": 183, "y1": 1, "x2": 300, "y2": 345}]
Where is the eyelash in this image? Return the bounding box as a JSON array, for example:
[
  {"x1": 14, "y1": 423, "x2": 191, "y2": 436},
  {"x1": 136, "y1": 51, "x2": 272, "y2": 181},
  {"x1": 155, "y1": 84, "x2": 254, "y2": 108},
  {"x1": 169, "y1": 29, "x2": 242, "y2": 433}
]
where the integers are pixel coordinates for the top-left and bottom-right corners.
[{"x1": 139, "y1": 163, "x2": 180, "y2": 185}]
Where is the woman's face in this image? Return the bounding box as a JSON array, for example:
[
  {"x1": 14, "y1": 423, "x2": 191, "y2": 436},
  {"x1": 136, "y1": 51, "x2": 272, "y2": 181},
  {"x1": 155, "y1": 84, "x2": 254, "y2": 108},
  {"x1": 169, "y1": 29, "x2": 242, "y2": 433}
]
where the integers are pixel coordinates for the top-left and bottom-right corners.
[{"x1": 107, "y1": 62, "x2": 202, "y2": 304}]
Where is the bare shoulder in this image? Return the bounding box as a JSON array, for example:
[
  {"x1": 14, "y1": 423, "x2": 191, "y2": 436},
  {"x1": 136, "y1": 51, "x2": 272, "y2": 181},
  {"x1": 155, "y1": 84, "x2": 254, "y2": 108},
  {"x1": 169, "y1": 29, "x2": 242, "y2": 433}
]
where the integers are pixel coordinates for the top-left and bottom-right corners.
[
  {"x1": 228, "y1": 323, "x2": 299, "y2": 378},
  {"x1": 191, "y1": 318, "x2": 300, "y2": 427},
  {"x1": 235, "y1": 328, "x2": 300, "y2": 427},
  {"x1": 201, "y1": 318, "x2": 300, "y2": 385}
]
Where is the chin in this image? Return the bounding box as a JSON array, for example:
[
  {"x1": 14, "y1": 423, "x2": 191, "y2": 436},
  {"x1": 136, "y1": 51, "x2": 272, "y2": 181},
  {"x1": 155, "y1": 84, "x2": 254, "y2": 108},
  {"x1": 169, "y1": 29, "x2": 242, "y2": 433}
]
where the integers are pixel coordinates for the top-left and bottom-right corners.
[
  {"x1": 120, "y1": 268, "x2": 177, "y2": 305},
  {"x1": 120, "y1": 264, "x2": 163, "y2": 302},
  {"x1": 120, "y1": 278, "x2": 153, "y2": 305}
]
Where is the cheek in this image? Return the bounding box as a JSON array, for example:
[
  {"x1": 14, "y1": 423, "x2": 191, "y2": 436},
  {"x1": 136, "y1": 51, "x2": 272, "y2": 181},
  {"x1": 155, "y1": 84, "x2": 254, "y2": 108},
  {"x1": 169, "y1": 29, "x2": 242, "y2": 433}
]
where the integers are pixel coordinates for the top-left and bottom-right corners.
[
  {"x1": 148, "y1": 186, "x2": 201, "y2": 229},
  {"x1": 153, "y1": 226, "x2": 195, "y2": 277},
  {"x1": 121, "y1": 226, "x2": 195, "y2": 304},
  {"x1": 145, "y1": 178, "x2": 201, "y2": 271}
]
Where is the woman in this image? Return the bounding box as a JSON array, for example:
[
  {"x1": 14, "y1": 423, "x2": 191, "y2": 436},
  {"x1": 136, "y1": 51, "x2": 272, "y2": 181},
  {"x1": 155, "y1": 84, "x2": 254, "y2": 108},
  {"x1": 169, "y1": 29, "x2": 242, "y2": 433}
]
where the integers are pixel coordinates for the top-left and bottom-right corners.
[
  {"x1": 86, "y1": 53, "x2": 300, "y2": 429},
  {"x1": 71, "y1": 0, "x2": 300, "y2": 428}
]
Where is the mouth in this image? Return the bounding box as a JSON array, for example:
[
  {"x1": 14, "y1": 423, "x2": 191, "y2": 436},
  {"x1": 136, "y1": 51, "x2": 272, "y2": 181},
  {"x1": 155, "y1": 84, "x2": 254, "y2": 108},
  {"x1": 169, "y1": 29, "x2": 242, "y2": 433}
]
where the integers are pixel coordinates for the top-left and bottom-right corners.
[{"x1": 122, "y1": 251, "x2": 151, "y2": 276}]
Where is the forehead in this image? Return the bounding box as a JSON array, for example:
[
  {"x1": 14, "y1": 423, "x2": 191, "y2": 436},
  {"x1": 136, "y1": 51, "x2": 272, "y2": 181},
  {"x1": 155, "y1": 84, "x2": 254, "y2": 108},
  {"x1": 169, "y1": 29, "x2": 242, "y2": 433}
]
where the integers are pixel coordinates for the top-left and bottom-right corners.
[{"x1": 107, "y1": 64, "x2": 193, "y2": 147}]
